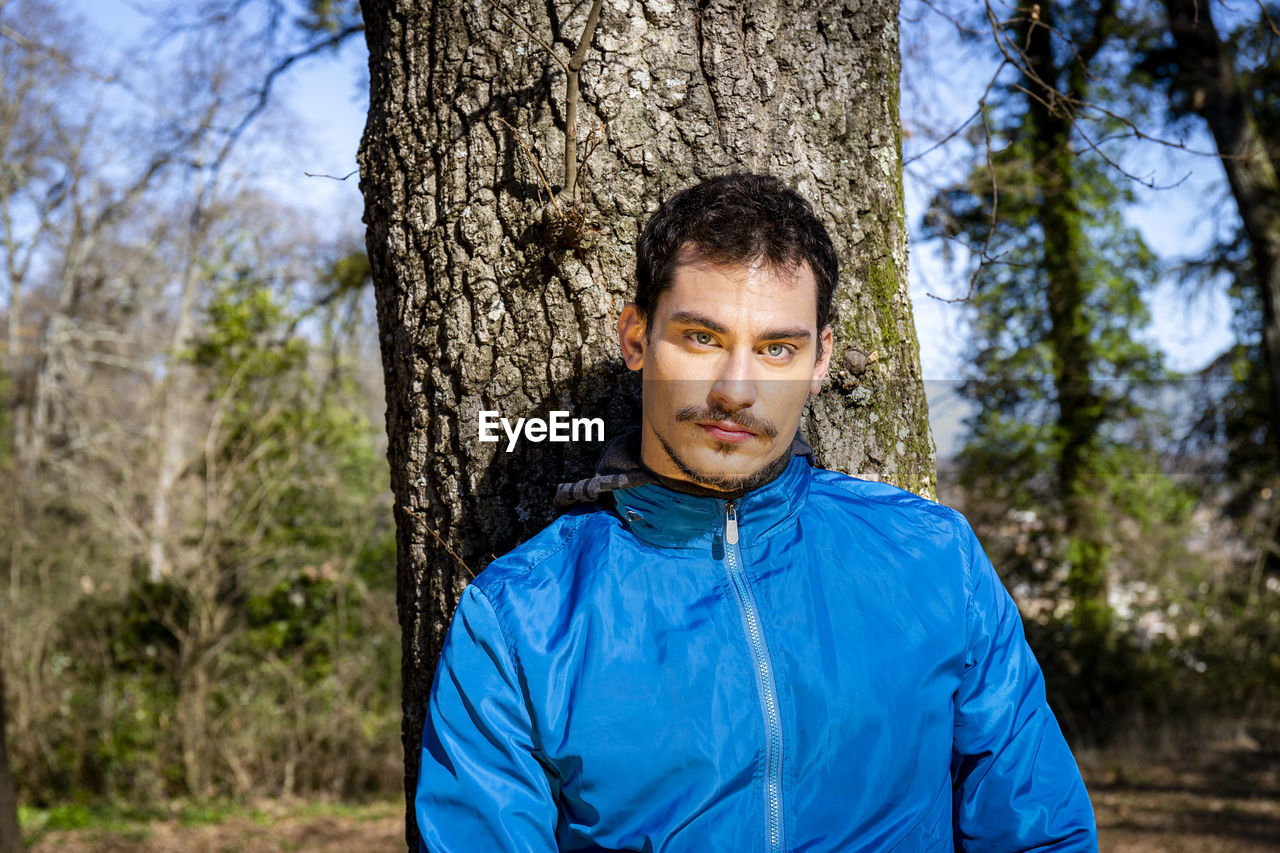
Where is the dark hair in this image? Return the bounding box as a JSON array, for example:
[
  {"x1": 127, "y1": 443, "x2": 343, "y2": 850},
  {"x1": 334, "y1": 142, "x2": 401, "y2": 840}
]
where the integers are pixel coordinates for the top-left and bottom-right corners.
[{"x1": 634, "y1": 173, "x2": 837, "y2": 334}]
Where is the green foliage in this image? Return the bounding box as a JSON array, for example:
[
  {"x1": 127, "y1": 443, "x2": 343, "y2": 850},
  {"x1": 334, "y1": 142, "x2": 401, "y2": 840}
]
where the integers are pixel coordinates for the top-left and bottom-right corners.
[
  {"x1": 18, "y1": 797, "x2": 398, "y2": 845},
  {"x1": 9, "y1": 245, "x2": 398, "y2": 805},
  {"x1": 921, "y1": 3, "x2": 1217, "y2": 741},
  {"x1": 321, "y1": 248, "x2": 371, "y2": 294},
  {"x1": 187, "y1": 243, "x2": 388, "y2": 579},
  {"x1": 189, "y1": 273, "x2": 307, "y2": 379},
  {"x1": 19, "y1": 801, "x2": 155, "y2": 846}
]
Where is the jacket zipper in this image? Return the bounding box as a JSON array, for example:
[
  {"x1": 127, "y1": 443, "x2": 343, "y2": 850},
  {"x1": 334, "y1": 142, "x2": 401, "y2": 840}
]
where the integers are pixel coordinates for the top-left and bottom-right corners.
[{"x1": 724, "y1": 500, "x2": 784, "y2": 852}]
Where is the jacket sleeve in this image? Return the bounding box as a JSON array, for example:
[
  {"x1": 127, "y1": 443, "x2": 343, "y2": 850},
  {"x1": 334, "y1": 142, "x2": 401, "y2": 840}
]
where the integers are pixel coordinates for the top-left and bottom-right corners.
[
  {"x1": 951, "y1": 523, "x2": 1099, "y2": 852},
  {"x1": 416, "y1": 584, "x2": 558, "y2": 853}
]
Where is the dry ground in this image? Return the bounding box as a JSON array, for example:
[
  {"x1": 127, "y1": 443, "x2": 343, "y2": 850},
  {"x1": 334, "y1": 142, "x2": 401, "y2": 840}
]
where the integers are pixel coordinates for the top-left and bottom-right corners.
[
  {"x1": 1083, "y1": 724, "x2": 1280, "y2": 852},
  {"x1": 26, "y1": 731, "x2": 1280, "y2": 851},
  {"x1": 25, "y1": 800, "x2": 405, "y2": 852},
  {"x1": 33, "y1": 815, "x2": 405, "y2": 852}
]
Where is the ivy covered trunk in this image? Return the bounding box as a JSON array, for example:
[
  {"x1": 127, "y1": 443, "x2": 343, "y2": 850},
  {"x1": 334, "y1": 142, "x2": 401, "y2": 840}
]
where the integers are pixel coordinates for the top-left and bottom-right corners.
[
  {"x1": 357, "y1": 0, "x2": 930, "y2": 843},
  {"x1": 1023, "y1": 6, "x2": 1112, "y2": 635}
]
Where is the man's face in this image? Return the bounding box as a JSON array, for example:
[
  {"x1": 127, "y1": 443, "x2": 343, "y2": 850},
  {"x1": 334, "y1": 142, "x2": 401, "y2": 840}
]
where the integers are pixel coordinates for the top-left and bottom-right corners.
[{"x1": 618, "y1": 250, "x2": 833, "y2": 492}]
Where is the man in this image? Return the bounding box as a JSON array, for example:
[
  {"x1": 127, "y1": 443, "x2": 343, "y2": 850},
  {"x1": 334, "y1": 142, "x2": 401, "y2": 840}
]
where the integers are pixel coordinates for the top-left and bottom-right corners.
[{"x1": 416, "y1": 174, "x2": 1098, "y2": 851}]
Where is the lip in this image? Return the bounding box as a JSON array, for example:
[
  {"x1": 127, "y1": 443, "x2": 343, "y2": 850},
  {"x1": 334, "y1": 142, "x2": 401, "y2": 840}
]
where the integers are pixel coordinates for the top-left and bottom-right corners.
[{"x1": 697, "y1": 421, "x2": 756, "y2": 443}]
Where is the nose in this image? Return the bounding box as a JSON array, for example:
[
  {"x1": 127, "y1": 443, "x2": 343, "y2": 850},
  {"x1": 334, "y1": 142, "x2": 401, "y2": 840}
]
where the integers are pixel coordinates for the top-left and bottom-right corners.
[{"x1": 708, "y1": 349, "x2": 758, "y2": 412}]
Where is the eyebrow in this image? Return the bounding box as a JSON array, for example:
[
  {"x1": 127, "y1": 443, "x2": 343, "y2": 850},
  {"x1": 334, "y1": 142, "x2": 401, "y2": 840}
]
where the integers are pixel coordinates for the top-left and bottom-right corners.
[
  {"x1": 668, "y1": 311, "x2": 812, "y2": 343},
  {"x1": 670, "y1": 311, "x2": 728, "y2": 334}
]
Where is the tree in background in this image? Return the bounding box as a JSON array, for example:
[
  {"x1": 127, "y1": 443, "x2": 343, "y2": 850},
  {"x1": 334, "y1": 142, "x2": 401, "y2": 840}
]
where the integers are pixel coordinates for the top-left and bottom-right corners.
[
  {"x1": 1138, "y1": 4, "x2": 1280, "y2": 716},
  {"x1": 1138, "y1": 3, "x2": 1280, "y2": 517},
  {"x1": 922, "y1": 1, "x2": 1199, "y2": 738},
  {"x1": 910, "y1": 0, "x2": 1280, "y2": 737},
  {"x1": 1151, "y1": 0, "x2": 1280, "y2": 467},
  {"x1": 0, "y1": 0, "x2": 399, "y2": 814},
  {"x1": 358, "y1": 0, "x2": 932, "y2": 840},
  {"x1": 176, "y1": 240, "x2": 395, "y2": 797}
]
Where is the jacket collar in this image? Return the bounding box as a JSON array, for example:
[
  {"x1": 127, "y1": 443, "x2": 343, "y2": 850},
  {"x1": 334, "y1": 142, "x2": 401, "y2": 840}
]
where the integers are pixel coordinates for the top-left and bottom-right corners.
[
  {"x1": 613, "y1": 454, "x2": 813, "y2": 548},
  {"x1": 556, "y1": 428, "x2": 814, "y2": 549}
]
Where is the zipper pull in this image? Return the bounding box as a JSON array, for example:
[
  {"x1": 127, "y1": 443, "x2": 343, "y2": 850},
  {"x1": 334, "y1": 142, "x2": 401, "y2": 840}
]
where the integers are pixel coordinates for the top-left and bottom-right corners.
[{"x1": 725, "y1": 501, "x2": 739, "y2": 546}]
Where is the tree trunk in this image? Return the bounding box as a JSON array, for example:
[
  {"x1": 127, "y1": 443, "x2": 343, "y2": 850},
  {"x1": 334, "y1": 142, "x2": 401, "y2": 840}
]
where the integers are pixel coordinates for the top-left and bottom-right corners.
[
  {"x1": 1163, "y1": 0, "x2": 1280, "y2": 459},
  {"x1": 0, "y1": 660, "x2": 24, "y2": 853},
  {"x1": 1023, "y1": 6, "x2": 1111, "y2": 634},
  {"x1": 358, "y1": 0, "x2": 930, "y2": 844}
]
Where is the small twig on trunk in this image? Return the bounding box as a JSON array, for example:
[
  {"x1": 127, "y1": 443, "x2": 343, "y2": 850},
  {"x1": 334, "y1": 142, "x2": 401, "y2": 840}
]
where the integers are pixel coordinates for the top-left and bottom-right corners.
[
  {"x1": 488, "y1": 0, "x2": 567, "y2": 73},
  {"x1": 398, "y1": 504, "x2": 476, "y2": 579},
  {"x1": 490, "y1": 0, "x2": 605, "y2": 210},
  {"x1": 565, "y1": 0, "x2": 605, "y2": 200},
  {"x1": 495, "y1": 116, "x2": 562, "y2": 216}
]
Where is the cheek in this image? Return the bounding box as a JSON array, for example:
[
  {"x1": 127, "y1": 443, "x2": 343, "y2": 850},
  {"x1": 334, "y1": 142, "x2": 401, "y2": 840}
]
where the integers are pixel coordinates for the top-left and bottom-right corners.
[
  {"x1": 764, "y1": 382, "x2": 812, "y2": 420},
  {"x1": 643, "y1": 361, "x2": 713, "y2": 406},
  {"x1": 641, "y1": 373, "x2": 686, "y2": 419}
]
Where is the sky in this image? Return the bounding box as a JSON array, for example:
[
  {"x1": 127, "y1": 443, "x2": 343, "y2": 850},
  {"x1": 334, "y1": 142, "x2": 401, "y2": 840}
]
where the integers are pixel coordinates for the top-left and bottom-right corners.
[
  {"x1": 76, "y1": 0, "x2": 367, "y2": 239},
  {"x1": 70, "y1": 0, "x2": 1240, "y2": 458}
]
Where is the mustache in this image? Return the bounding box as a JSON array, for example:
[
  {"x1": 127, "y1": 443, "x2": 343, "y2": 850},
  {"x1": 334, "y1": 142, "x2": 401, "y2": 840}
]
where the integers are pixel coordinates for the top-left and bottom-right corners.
[{"x1": 674, "y1": 405, "x2": 779, "y2": 439}]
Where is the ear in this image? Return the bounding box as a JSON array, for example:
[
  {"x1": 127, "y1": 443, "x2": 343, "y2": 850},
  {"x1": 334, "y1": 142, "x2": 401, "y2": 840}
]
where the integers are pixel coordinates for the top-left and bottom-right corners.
[
  {"x1": 809, "y1": 326, "x2": 834, "y2": 395},
  {"x1": 618, "y1": 302, "x2": 647, "y2": 371}
]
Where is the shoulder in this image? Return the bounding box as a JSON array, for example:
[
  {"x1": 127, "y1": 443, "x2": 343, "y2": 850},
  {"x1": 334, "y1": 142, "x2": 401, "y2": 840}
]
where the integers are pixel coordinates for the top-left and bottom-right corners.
[
  {"x1": 801, "y1": 466, "x2": 982, "y2": 595},
  {"x1": 456, "y1": 503, "x2": 628, "y2": 664},
  {"x1": 468, "y1": 502, "x2": 623, "y2": 603},
  {"x1": 806, "y1": 466, "x2": 973, "y2": 546},
  {"x1": 799, "y1": 467, "x2": 982, "y2": 639}
]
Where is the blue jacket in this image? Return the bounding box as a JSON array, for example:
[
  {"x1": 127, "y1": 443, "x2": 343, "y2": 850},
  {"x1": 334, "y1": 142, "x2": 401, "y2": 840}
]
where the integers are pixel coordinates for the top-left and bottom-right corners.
[{"x1": 416, "y1": 450, "x2": 1098, "y2": 851}]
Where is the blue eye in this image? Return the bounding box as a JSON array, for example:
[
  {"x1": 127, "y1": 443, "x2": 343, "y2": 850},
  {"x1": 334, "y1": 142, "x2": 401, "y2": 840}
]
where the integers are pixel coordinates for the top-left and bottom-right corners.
[{"x1": 765, "y1": 343, "x2": 789, "y2": 359}]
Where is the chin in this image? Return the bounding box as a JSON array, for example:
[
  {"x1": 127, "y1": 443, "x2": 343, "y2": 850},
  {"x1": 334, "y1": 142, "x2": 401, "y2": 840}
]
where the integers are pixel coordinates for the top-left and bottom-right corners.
[
  {"x1": 691, "y1": 459, "x2": 761, "y2": 485},
  {"x1": 671, "y1": 437, "x2": 789, "y2": 493}
]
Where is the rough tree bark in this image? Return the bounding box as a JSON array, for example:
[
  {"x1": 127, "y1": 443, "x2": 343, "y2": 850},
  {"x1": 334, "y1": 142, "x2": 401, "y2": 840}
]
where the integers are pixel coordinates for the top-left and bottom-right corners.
[{"x1": 358, "y1": 0, "x2": 932, "y2": 844}]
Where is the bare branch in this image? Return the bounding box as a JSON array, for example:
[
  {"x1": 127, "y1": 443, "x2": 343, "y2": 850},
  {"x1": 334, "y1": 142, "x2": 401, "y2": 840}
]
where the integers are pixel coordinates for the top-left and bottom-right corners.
[
  {"x1": 1258, "y1": 0, "x2": 1280, "y2": 37},
  {"x1": 970, "y1": 101, "x2": 1003, "y2": 300},
  {"x1": 923, "y1": 52, "x2": 1011, "y2": 303},
  {"x1": 210, "y1": 24, "x2": 364, "y2": 172},
  {"x1": 399, "y1": 505, "x2": 477, "y2": 579},
  {"x1": 985, "y1": 3, "x2": 1058, "y2": 109},
  {"x1": 1070, "y1": 120, "x2": 1192, "y2": 190},
  {"x1": 1073, "y1": 97, "x2": 1256, "y2": 160},
  {"x1": 577, "y1": 120, "x2": 606, "y2": 201},
  {"x1": 0, "y1": 21, "x2": 161, "y2": 111},
  {"x1": 564, "y1": 0, "x2": 605, "y2": 199},
  {"x1": 495, "y1": 117, "x2": 562, "y2": 216},
  {"x1": 303, "y1": 169, "x2": 359, "y2": 181},
  {"x1": 914, "y1": 0, "x2": 985, "y2": 35},
  {"x1": 569, "y1": 0, "x2": 606, "y2": 72},
  {"x1": 903, "y1": 107, "x2": 980, "y2": 167},
  {"x1": 488, "y1": 0, "x2": 568, "y2": 72}
]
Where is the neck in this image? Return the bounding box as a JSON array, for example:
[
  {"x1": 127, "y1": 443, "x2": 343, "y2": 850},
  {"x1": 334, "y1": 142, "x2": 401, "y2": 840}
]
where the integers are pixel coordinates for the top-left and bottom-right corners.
[{"x1": 638, "y1": 449, "x2": 794, "y2": 501}]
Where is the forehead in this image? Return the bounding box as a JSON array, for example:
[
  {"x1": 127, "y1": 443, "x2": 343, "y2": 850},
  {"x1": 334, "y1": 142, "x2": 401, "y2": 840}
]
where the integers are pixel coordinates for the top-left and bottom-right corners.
[{"x1": 656, "y1": 252, "x2": 819, "y2": 329}]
